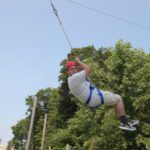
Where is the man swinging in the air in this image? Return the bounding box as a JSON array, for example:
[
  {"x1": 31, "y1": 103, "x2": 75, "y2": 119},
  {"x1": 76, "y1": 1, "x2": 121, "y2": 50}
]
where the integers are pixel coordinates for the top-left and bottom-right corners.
[{"x1": 66, "y1": 57, "x2": 139, "y2": 131}]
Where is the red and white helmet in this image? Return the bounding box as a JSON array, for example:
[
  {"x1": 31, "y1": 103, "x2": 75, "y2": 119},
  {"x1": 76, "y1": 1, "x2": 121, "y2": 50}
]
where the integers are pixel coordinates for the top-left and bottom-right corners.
[{"x1": 65, "y1": 61, "x2": 77, "y2": 70}]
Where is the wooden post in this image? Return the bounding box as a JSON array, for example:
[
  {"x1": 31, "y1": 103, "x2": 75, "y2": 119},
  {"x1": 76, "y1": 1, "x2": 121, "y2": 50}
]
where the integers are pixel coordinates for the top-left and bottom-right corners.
[
  {"x1": 48, "y1": 146, "x2": 52, "y2": 150},
  {"x1": 40, "y1": 113, "x2": 48, "y2": 150},
  {"x1": 66, "y1": 144, "x2": 71, "y2": 150},
  {"x1": 25, "y1": 96, "x2": 37, "y2": 150}
]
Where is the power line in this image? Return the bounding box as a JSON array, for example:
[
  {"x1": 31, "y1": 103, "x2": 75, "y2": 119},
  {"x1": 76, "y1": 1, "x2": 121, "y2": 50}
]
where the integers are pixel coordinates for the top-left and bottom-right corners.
[{"x1": 66, "y1": 0, "x2": 150, "y2": 31}]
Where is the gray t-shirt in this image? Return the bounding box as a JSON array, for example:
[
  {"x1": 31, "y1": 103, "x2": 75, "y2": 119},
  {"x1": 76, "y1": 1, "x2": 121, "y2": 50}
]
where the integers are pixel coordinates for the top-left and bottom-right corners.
[
  {"x1": 68, "y1": 70, "x2": 121, "y2": 107},
  {"x1": 68, "y1": 70, "x2": 90, "y2": 104}
]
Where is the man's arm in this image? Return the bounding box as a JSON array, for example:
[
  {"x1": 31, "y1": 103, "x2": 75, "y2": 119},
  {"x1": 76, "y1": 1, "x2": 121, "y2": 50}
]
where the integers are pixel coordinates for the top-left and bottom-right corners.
[{"x1": 75, "y1": 57, "x2": 90, "y2": 76}]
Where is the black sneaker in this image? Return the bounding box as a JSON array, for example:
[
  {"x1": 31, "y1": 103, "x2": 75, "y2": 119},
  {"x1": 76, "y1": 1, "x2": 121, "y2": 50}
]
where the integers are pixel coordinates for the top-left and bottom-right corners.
[
  {"x1": 129, "y1": 120, "x2": 139, "y2": 126},
  {"x1": 119, "y1": 123, "x2": 136, "y2": 131}
]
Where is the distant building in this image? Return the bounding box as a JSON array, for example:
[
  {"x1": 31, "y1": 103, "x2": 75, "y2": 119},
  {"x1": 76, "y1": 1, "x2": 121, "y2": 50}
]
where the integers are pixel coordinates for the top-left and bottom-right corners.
[{"x1": 0, "y1": 145, "x2": 6, "y2": 150}]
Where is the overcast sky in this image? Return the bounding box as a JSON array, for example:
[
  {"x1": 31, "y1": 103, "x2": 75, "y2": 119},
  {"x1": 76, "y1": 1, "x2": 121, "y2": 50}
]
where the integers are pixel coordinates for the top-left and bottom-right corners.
[{"x1": 0, "y1": 0, "x2": 150, "y2": 145}]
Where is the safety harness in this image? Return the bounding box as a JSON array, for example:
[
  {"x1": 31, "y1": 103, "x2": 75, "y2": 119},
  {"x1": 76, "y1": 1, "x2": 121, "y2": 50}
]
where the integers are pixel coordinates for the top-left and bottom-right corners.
[{"x1": 86, "y1": 80, "x2": 104, "y2": 108}]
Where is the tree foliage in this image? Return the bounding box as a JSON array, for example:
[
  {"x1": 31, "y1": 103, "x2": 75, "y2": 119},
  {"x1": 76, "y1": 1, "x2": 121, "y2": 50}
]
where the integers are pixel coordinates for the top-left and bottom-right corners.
[{"x1": 8, "y1": 40, "x2": 150, "y2": 150}]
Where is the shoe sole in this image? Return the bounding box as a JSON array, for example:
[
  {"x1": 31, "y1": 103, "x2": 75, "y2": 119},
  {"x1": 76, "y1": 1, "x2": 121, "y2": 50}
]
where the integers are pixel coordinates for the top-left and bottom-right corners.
[
  {"x1": 131, "y1": 120, "x2": 139, "y2": 126},
  {"x1": 119, "y1": 126, "x2": 136, "y2": 131}
]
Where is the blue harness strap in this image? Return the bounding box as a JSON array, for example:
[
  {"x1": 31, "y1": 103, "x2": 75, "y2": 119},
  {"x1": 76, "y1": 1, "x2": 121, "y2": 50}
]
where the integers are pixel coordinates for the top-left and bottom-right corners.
[
  {"x1": 87, "y1": 84, "x2": 94, "y2": 104},
  {"x1": 86, "y1": 81, "x2": 104, "y2": 108},
  {"x1": 97, "y1": 88, "x2": 104, "y2": 105}
]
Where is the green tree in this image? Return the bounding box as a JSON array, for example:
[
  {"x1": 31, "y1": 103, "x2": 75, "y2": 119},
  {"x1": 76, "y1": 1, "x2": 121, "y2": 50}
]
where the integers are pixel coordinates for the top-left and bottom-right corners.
[{"x1": 9, "y1": 41, "x2": 150, "y2": 150}]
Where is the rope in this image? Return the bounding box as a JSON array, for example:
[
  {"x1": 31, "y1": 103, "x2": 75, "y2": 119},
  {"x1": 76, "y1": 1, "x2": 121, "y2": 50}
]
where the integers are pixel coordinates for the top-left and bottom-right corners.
[{"x1": 48, "y1": 0, "x2": 74, "y2": 53}]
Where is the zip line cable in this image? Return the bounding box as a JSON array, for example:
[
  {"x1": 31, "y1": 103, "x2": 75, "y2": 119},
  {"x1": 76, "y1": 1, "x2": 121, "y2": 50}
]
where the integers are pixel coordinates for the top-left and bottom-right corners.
[
  {"x1": 48, "y1": 0, "x2": 111, "y2": 87},
  {"x1": 48, "y1": 0, "x2": 73, "y2": 51},
  {"x1": 66, "y1": 0, "x2": 150, "y2": 31}
]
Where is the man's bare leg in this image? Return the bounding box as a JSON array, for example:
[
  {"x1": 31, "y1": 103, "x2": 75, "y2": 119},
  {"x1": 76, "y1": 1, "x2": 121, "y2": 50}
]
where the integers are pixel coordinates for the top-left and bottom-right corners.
[{"x1": 114, "y1": 98, "x2": 125, "y2": 116}]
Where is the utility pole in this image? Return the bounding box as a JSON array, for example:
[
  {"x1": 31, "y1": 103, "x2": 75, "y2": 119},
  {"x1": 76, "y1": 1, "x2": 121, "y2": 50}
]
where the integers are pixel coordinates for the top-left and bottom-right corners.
[
  {"x1": 40, "y1": 113, "x2": 48, "y2": 150},
  {"x1": 11, "y1": 145, "x2": 14, "y2": 150},
  {"x1": 25, "y1": 96, "x2": 38, "y2": 150},
  {"x1": 66, "y1": 144, "x2": 72, "y2": 150},
  {"x1": 48, "y1": 146, "x2": 52, "y2": 150}
]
